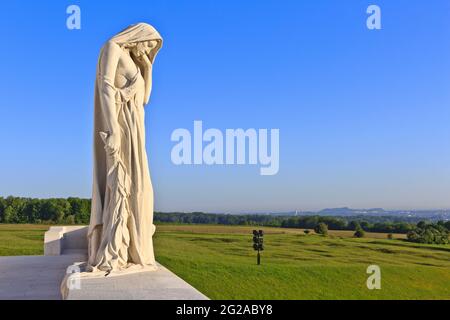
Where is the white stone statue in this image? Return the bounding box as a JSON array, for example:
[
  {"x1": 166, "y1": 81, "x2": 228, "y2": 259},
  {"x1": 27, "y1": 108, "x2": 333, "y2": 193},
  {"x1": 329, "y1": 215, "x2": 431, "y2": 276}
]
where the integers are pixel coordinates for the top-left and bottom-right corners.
[{"x1": 87, "y1": 23, "x2": 163, "y2": 274}]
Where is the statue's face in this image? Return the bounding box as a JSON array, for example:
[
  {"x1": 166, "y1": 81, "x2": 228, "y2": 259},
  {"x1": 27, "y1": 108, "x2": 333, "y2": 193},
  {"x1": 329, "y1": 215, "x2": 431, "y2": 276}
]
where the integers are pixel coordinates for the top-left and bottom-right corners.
[{"x1": 130, "y1": 41, "x2": 158, "y2": 57}]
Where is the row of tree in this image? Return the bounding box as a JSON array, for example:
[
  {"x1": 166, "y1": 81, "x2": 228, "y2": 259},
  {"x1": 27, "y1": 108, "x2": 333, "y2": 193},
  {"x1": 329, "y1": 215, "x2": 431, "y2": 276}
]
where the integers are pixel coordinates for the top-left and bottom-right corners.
[
  {"x1": 1, "y1": 197, "x2": 449, "y2": 241},
  {"x1": 311, "y1": 220, "x2": 450, "y2": 244},
  {"x1": 0, "y1": 197, "x2": 91, "y2": 224},
  {"x1": 406, "y1": 221, "x2": 449, "y2": 244},
  {"x1": 278, "y1": 216, "x2": 420, "y2": 234}
]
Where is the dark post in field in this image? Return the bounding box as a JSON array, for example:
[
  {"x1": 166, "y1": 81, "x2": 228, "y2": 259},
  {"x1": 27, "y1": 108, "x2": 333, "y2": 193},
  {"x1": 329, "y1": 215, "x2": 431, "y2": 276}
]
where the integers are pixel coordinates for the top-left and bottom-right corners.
[{"x1": 252, "y1": 230, "x2": 264, "y2": 265}]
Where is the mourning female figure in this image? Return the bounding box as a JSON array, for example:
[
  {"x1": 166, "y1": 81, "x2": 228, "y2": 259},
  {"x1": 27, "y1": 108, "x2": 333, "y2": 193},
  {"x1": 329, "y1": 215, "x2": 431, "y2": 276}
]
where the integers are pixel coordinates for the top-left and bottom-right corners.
[{"x1": 88, "y1": 23, "x2": 163, "y2": 274}]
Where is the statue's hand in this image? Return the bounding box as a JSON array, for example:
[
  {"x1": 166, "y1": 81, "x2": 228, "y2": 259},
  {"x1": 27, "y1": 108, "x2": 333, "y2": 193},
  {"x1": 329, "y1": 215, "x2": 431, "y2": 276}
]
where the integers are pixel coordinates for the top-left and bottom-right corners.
[
  {"x1": 106, "y1": 132, "x2": 121, "y2": 154},
  {"x1": 100, "y1": 131, "x2": 120, "y2": 155},
  {"x1": 142, "y1": 54, "x2": 152, "y2": 66},
  {"x1": 134, "y1": 52, "x2": 151, "y2": 67}
]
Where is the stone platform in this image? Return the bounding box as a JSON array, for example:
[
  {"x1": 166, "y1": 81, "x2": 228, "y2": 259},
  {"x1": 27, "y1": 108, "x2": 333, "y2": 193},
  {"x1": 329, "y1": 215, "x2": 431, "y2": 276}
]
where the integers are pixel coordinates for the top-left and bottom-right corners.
[
  {"x1": 62, "y1": 263, "x2": 208, "y2": 300},
  {"x1": 0, "y1": 226, "x2": 208, "y2": 300},
  {"x1": 0, "y1": 252, "x2": 86, "y2": 300}
]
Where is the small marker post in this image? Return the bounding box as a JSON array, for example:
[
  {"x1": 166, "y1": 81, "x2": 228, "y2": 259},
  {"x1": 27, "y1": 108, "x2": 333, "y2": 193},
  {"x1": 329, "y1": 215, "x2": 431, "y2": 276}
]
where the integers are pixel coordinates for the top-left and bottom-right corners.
[{"x1": 252, "y1": 230, "x2": 264, "y2": 265}]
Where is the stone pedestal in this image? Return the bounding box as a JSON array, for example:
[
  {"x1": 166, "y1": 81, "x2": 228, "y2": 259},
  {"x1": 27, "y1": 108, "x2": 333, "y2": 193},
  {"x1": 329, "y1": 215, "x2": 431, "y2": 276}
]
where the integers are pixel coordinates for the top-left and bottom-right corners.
[
  {"x1": 0, "y1": 226, "x2": 209, "y2": 300},
  {"x1": 48, "y1": 226, "x2": 208, "y2": 300},
  {"x1": 61, "y1": 263, "x2": 208, "y2": 300}
]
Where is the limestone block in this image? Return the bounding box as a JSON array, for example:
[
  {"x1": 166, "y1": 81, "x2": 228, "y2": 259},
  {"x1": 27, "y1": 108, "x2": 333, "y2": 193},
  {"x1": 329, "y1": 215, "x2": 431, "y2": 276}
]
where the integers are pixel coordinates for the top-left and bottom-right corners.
[{"x1": 44, "y1": 226, "x2": 88, "y2": 256}]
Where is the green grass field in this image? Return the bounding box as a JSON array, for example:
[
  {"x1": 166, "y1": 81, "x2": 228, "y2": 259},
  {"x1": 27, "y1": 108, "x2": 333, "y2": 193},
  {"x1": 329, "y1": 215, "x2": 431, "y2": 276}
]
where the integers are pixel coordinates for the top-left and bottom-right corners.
[{"x1": 1, "y1": 224, "x2": 449, "y2": 299}]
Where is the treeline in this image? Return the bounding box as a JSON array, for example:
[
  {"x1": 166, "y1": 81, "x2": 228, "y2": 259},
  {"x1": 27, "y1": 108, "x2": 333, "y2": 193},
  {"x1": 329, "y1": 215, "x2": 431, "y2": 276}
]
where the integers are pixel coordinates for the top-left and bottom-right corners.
[
  {"x1": 279, "y1": 216, "x2": 419, "y2": 234},
  {"x1": 155, "y1": 212, "x2": 285, "y2": 227},
  {"x1": 407, "y1": 221, "x2": 449, "y2": 245},
  {"x1": 156, "y1": 212, "x2": 421, "y2": 233},
  {"x1": 0, "y1": 197, "x2": 91, "y2": 224},
  {"x1": 1, "y1": 197, "x2": 449, "y2": 237}
]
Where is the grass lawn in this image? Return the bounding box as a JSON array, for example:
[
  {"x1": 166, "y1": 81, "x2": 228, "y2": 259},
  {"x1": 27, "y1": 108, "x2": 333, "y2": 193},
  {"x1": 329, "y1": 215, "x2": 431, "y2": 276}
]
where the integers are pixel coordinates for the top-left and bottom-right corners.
[
  {"x1": 0, "y1": 224, "x2": 50, "y2": 256},
  {"x1": 1, "y1": 224, "x2": 449, "y2": 299}
]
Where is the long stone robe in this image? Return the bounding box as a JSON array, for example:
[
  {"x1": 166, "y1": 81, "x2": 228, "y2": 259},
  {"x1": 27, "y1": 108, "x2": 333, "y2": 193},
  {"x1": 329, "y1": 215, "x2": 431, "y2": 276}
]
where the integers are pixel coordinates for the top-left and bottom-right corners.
[{"x1": 88, "y1": 23, "x2": 162, "y2": 273}]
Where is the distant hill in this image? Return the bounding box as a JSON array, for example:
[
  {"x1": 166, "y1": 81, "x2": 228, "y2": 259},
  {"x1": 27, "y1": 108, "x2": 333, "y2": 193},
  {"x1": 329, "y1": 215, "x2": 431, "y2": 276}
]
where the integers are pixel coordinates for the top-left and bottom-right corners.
[
  {"x1": 258, "y1": 208, "x2": 450, "y2": 222},
  {"x1": 319, "y1": 207, "x2": 386, "y2": 216}
]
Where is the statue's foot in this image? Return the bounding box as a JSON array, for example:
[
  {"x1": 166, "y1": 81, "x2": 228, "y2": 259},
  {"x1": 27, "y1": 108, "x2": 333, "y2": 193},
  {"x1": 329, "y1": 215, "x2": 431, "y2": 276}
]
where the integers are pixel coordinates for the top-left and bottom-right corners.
[{"x1": 122, "y1": 263, "x2": 158, "y2": 273}]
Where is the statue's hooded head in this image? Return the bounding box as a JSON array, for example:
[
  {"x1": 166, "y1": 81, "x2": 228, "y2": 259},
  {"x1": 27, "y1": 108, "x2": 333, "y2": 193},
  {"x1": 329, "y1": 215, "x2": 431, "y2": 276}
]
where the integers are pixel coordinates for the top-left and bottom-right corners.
[{"x1": 110, "y1": 22, "x2": 163, "y2": 64}]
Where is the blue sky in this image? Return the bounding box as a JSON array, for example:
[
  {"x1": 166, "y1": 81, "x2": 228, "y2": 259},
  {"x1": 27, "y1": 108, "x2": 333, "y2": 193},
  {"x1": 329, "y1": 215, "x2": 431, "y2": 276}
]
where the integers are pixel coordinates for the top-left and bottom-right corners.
[{"x1": 0, "y1": 0, "x2": 449, "y2": 212}]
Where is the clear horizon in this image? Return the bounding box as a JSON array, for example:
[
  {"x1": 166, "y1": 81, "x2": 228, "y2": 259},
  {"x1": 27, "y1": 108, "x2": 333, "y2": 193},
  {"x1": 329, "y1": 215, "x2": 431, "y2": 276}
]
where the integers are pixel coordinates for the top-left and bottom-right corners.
[{"x1": 0, "y1": 194, "x2": 449, "y2": 214}]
